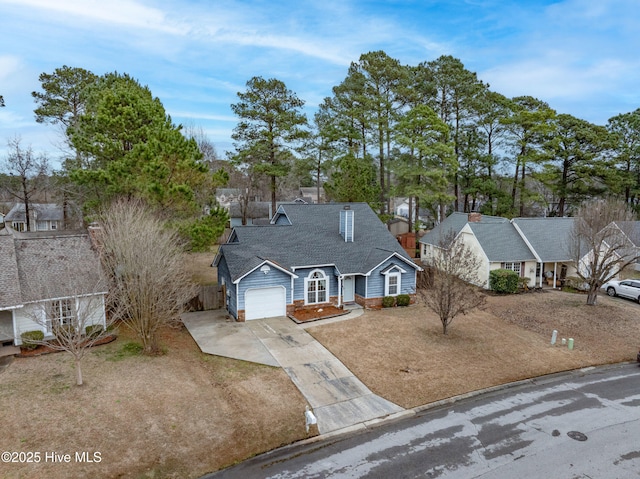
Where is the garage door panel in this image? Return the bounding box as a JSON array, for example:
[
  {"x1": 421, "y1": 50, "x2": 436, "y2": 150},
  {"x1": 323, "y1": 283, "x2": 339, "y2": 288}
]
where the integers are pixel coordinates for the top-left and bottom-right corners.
[{"x1": 245, "y1": 287, "x2": 286, "y2": 320}]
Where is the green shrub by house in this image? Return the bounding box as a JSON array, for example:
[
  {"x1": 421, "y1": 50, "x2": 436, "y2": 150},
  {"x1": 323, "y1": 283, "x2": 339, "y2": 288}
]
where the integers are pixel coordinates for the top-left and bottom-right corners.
[
  {"x1": 85, "y1": 324, "x2": 104, "y2": 338},
  {"x1": 382, "y1": 296, "x2": 396, "y2": 308},
  {"x1": 489, "y1": 269, "x2": 519, "y2": 294},
  {"x1": 20, "y1": 330, "x2": 44, "y2": 350},
  {"x1": 396, "y1": 294, "x2": 411, "y2": 307}
]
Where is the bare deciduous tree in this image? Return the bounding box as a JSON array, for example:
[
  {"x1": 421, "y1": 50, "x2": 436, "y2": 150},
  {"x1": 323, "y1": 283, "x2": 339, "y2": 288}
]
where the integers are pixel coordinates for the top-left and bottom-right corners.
[
  {"x1": 97, "y1": 199, "x2": 198, "y2": 355},
  {"x1": 1, "y1": 136, "x2": 49, "y2": 231},
  {"x1": 569, "y1": 197, "x2": 640, "y2": 305},
  {"x1": 418, "y1": 231, "x2": 486, "y2": 334},
  {"x1": 23, "y1": 245, "x2": 111, "y2": 387}
]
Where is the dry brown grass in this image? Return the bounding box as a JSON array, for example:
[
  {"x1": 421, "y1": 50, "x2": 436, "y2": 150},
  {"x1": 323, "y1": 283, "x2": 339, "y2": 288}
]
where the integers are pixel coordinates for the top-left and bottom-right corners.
[
  {"x1": 0, "y1": 325, "x2": 308, "y2": 479},
  {"x1": 2, "y1": 289, "x2": 638, "y2": 478},
  {"x1": 308, "y1": 290, "x2": 640, "y2": 409},
  {"x1": 184, "y1": 249, "x2": 218, "y2": 285}
]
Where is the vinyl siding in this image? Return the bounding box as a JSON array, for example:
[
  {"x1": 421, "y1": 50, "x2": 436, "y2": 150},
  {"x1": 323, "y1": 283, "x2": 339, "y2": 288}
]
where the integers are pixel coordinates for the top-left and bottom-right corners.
[
  {"x1": 293, "y1": 266, "x2": 338, "y2": 302},
  {"x1": 13, "y1": 295, "x2": 106, "y2": 345},
  {"x1": 238, "y1": 267, "x2": 292, "y2": 310},
  {"x1": 217, "y1": 256, "x2": 237, "y2": 318},
  {"x1": 368, "y1": 257, "x2": 417, "y2": 298}
]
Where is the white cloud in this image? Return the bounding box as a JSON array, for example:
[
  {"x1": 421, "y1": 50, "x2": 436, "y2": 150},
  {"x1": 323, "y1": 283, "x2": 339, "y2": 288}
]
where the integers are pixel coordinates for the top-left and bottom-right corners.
[{"x1": 0, "y1": 0, "x2": 185, "y2": 33}]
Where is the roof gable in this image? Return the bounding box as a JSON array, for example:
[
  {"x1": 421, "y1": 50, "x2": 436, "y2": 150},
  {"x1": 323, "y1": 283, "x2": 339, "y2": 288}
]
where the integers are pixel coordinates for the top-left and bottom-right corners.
[{"x1": 420, "y1": 212, "x2": 508, "y2": 246}]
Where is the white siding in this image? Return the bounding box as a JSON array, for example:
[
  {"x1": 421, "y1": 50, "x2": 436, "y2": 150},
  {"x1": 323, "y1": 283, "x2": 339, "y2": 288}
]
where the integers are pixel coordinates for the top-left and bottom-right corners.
[{"x1": 13, "y1": 295, "x2": 106, "y2": 345}]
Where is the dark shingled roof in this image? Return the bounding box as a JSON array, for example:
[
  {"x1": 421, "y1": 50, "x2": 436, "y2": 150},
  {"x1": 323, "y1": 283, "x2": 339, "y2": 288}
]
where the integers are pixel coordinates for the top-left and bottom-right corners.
[
  {"x1": 217, "y1": 203, "x2": 419, "y2": 282},
  {"x1": 420, "y1": 212, "x2": 536, "y2": 262},
  {"x1": 468, "y1": 222, "x2": 537, "y2": 262},
  {"x1": 0, "y1": 228, "x2": 107, "y2": 308},
  {"x1": 512, "y1": 217, "x2": 575, "y2": 262}
]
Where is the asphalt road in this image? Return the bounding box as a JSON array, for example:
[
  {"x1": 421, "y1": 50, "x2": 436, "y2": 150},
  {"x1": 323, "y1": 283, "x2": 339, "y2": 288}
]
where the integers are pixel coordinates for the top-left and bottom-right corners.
[{"x1": 208, "y1": 364, "x2": 640, "y2": 479}]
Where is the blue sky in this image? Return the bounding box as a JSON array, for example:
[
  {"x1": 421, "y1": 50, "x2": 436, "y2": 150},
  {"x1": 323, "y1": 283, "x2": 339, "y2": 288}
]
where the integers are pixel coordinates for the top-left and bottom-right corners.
[{"x1": 1, "y1": 0, "x2": 639, "y2": 167}]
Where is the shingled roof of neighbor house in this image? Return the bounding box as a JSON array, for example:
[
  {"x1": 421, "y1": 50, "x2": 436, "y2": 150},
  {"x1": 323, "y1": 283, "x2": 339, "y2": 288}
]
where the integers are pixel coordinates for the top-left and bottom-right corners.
[
  {"x1": 4, "y1": 202, "x2": 64, "y2": 222},
  {"x1": 0, "y1": 228, "x2": 107, "y2": 309},
  {"x1": 217, "y1": 203, "x2": 418, "y2": 282},
  {"x1": 467, "y1": 221, "x2": 537, "y2": 262},
  {"x1": 511, "y1": 217, "x2": 576, "y2": 262}
]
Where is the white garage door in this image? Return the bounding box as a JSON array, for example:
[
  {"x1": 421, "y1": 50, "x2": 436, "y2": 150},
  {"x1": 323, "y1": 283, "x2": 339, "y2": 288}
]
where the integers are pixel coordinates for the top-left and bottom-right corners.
[{"x1": 245, "y1": 287, "x2": 286, "y2": 320}]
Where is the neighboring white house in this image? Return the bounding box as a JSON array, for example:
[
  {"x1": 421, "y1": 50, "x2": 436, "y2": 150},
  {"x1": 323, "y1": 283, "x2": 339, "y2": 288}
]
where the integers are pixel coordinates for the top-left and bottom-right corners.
[
  {"x1": 420, "y1": 212, "x2": 582, "y2": 289},
  {"x1": 395, "y1": 199, "x2": 410, "y2": 218},
  {"x1": 0, "y1": 227, "x2": 107, "y2": 348}
]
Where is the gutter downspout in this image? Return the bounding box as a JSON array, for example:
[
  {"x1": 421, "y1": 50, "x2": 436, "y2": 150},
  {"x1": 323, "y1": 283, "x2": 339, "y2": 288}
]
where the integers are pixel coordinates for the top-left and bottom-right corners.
[{"x1": 337, "y1": 275, "x2": 342, "y2": 308}]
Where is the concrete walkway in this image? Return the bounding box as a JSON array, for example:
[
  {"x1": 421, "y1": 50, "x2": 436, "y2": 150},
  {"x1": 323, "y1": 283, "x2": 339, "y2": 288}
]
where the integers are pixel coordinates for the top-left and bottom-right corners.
[{"x1": 182, "y1": 310, "x2": 403, "y2": 434}]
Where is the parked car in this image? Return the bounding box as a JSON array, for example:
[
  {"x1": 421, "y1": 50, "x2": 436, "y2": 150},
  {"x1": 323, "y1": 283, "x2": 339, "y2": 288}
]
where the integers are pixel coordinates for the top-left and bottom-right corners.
[
  {"x1": 637, "y1": 349, "x2": 640, "y2": 364},
  {"x1": 601, "y1": 280, "x2": 640, "y2": 303}
]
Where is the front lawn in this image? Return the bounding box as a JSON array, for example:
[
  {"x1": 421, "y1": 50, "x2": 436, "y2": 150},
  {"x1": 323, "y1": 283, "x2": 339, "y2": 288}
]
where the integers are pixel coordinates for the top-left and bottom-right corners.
[{"x1": 307, "y1": 290, "x2": 640, "y2": 408}]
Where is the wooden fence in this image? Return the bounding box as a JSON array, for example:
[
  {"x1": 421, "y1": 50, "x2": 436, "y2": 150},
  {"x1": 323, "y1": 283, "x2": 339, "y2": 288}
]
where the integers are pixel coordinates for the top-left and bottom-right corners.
[{"x1": 187, "y1": 285, "x2": 222, "y2": 311}]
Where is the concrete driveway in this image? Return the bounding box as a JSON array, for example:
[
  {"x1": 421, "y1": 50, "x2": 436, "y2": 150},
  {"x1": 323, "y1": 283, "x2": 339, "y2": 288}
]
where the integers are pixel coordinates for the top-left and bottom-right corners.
[{"x1": 182, "y1": 310, "x2": 404, "y2": 434}]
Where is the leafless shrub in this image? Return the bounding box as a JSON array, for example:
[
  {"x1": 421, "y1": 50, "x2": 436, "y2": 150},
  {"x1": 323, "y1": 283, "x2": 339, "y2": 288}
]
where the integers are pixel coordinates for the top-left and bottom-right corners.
[
  {"x1": 569, "y1": 197, "x2": 640, "y2": 305},
  {"x1": 23, "y1": 262, "x2": 111, "y2": 386},
  {"x1": 97, "y1": 199, "x2": 198, "y2": 355},
  {"x1": 418, "y1": 231, "x2": 486, "y2": 334}
]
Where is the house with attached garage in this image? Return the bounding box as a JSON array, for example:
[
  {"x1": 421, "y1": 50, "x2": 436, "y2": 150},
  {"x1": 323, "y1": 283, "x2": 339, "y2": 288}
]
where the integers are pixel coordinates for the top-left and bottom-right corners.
[
  {"x1": 0, "y1": 226, "x2": 107, "y2": 352},
  {"x1": 213, "y1": 203, "x2": 422, "y2": 321}
]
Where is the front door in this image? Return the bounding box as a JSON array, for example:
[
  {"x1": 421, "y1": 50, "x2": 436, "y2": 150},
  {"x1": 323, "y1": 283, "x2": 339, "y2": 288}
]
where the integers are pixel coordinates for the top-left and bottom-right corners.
[{"x1": 343, "y1": 276, "x2": 355, "y2": 303}]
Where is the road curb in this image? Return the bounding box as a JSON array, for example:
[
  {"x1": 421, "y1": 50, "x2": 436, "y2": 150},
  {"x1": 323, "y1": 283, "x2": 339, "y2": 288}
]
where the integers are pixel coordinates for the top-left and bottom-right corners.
[{"x1": 303, "y1": 362, "x2": 636, "y2": 444}]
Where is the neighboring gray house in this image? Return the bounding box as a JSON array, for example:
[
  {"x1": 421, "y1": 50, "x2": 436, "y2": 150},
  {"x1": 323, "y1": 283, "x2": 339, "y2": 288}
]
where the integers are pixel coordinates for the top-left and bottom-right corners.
[
  {"x1": 4, "y1": 203, "x2": 65, "y2": 232},
  {"x1": 228, "y1": 201, "x2": 272, "y2": 227},
  {"x1": 0, "y1": 227, "x2": 107, "y2": 349},
  {"x1": 214, "y1": 203, "x2": 422, "y2": 321}
]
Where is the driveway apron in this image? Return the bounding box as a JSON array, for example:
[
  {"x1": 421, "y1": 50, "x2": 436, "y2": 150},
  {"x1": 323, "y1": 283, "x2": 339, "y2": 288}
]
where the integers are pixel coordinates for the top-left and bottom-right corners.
[{"x1": 246, "y1": 316, "x2": 403, "y2": 434}]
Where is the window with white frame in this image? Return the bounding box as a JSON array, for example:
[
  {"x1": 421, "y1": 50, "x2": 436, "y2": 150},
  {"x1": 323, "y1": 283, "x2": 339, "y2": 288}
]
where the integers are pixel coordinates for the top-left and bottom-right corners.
[
  {"x1": 46, "y1": 298, "x2": 76, "y2": 333},
  {"x1": 502, "y1": 262, "x2": 521, "y2": 275},
  {"x1": 385, "y1": 271, "x2": 402, "y2": 296},
  {"x1": 305, "y1": 270, "x2": 328, "y2": 304}
]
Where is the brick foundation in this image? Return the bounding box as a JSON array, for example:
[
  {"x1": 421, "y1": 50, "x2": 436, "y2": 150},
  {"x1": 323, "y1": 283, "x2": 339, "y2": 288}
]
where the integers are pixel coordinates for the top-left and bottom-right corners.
[{"x1": 237, "y1": 294, "x2": 417, "y2": 321}]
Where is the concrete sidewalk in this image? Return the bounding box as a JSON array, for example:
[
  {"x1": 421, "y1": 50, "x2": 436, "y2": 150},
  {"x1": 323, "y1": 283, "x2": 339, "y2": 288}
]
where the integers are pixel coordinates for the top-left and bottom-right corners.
[{"x1": 182, "y1": 310, "x2": 403, "y2": 434}]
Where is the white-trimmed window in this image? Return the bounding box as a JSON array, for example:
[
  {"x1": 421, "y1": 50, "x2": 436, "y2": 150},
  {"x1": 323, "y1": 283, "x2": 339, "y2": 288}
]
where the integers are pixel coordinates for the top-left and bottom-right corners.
[
  {"x1": 502, "y1": 262, "x2": 521, "y2": 275},
  {"x1": 305, "y1": 270, "x2": 328, "y2": 304},
  {"x1": 46, "y1": 298, "x2": 76, "y2": 333},
  {"x1": 386, "y1": 273, "x2": 400, "y2": 296}
]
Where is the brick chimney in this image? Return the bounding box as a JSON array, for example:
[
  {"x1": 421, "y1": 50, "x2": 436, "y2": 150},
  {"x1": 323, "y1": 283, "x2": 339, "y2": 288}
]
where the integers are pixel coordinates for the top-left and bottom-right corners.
[
  {"x1": 468, "y1": 212, "x2": 482, "y2": 223},
  {"x1": 87, "y1": 223, "x2": 104, "y2": 255}
]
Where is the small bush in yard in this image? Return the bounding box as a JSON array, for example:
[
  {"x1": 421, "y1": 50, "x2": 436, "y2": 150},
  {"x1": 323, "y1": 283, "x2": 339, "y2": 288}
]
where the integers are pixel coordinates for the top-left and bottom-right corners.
[
  {"x1": 396, "y1": 294, "x2": 411, "y2": 307},
  {"x1": 20, "y1": 330, "x2": 44, "y2": 350},
  {"x1": 382, "y1": 296, "x2": 396, "y2": 308},
  {"x1": 489, "y1": 269, "x2": 519, "y2": 294},
  {"x1": 85, "y1": 324, "x2": 104, "y2": 338}
]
